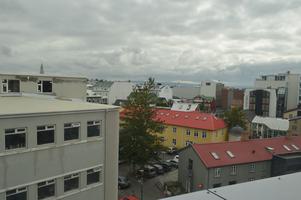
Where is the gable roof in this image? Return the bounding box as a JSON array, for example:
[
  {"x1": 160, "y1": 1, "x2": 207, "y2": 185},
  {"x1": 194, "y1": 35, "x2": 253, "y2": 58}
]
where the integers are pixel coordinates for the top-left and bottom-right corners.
[
  {"x1": 155, "y1": 109, "x2": 226, "y2": 131},
  {"x1": 192, "y1": 136, "x2": 301, "y2": 168}
]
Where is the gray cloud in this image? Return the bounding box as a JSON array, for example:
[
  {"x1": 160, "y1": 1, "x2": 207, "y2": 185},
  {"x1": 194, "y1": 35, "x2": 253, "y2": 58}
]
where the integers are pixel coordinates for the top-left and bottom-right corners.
[{"x1": 0, "y1": 0, "x2": 301, "y2": 86}]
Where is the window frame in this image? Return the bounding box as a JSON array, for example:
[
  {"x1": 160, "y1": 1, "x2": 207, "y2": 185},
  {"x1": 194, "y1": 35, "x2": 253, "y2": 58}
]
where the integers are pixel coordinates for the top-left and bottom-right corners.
[
  {"x1": 6, "y1": 187, "x2": 27, "y2": 200},
  {"x1": 194, "y1": 131, "x2": 198, "y2": 137},
  {"x1": 172, "y1": 138, "x2": 176, "y2": 146},
  {"x1": 37, "y1": 80, "x2": 53, "y2": 93},
  {"x1": 87, "y1": 167, "x2": 102, "y2": 185},
  {"x1": 37, "y1": 179, "x2": 56, "y2": 200},
  {"x1": 230, "y1": 165, "x2": 237, "y2": 175},
  {"x1": 172, "y1": 127, "x2": 177, "y2": 133},
  {"x1": 2, "y1": 79, "x2": 20, "y2": 93},
  {"x1": 37, "y1": 125, "x2": 55, "y2": 145},
  {"x1": 87, "y1": 120, "x2": 101, "y2": 138},
  {"x1": 186, "y1": 129, "x2": 191, "y2": 136},
  {"x1": 214, "y1": 168, "x2": 221, "y2": 177},
  {"x1": 64, "y1": 173, "x2": 80, "y2": 193},
  {"x1": 64, "y1": 122, "x2": 80, "y2": 141},
  {"x1": 250, "y1": 163, "x2": 256, "y2": 172},
  {"x1": 202, "y1": 131, "x2": 207, "y2": 138},
  {"x1": 5, "y1": 127, "x2": 27, "y2": 150}
]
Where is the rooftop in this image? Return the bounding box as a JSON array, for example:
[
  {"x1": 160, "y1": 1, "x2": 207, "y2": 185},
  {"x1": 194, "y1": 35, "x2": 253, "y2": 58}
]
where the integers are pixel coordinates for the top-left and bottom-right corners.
[
  {"x1": 0, "y1": 95, "x2": 118, "y2": 117},
  {"x1": 252, "y1": 116, "x2": 289, "y2": 131},
  {"x1": 192, "y1": 136, "x2": 301, "y2": 168},
  {"x1": 155, "y1": 109, "x2": 226, "y2": 131},
  {"x1": 161, "y1": 172, "x2": 301, "y2": 200}
]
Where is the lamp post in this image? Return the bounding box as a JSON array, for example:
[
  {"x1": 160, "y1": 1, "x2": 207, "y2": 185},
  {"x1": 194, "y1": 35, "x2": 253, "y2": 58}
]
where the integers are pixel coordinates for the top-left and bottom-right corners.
[{"x1": 137, "y1": 170, "x2": 144, "y2": 200}]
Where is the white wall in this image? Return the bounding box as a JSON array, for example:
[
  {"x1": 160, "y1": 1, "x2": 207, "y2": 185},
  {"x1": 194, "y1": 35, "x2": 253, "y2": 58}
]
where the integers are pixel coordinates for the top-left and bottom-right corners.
[
  {"x1": 200, "y1": 81, "x2": 217, "y2": 98},
  {"x1": 108, "y1": 82, "x2": 134, "y2": 104},
  {"x1": 158, "y1": 85, "x2": 173, "y2": 100}
]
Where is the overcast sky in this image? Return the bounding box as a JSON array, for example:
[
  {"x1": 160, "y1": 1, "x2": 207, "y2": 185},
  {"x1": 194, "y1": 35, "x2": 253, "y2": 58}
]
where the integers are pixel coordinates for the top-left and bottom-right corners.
[{"x1": 1, "y1": 0, "x2": 301, "y2": 86}]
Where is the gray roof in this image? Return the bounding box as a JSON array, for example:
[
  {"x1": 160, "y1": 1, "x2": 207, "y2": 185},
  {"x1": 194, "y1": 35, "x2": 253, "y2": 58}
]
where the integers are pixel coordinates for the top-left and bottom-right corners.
[
  {"x1": 161, "y1": 172, "x2": 301, "y2": 200},
  {"x1": 0, "y1": 96, "x2": 118, "y2": 117},
  {"x1": 0, "y1": 72, "x2": 87, "y2": 80}
]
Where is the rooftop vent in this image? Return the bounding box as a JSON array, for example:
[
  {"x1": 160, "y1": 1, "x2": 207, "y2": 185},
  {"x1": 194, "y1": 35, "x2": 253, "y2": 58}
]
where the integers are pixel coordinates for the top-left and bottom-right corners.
[
  {"x1": 283, "y1": 145, "x2": 291, "y2": 151},
  {"x1": 291, "y1": 144, "x2": 300, "y2": 150},
  {"x1": 195, "y1": 116, "x2": 200, "y2": 120},
  {"x1": 226, "y1": 150, "x2": 235, "y2": 158},
  {"x1": 210, "y1": 152, "x2": 220, "y2": 160}
]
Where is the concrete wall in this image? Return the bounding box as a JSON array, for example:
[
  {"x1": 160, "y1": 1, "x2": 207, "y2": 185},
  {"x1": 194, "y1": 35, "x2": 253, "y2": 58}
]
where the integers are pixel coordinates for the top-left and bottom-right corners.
[
  {"x1": 0, "y1": 74, "x2": 87, "y2": 101},
  {"x1": 0, "y1": 109, "x2": 119, "y2": 200},
  {"x1": 158, "y1": 85, "x2": 173, "y2": 100}
]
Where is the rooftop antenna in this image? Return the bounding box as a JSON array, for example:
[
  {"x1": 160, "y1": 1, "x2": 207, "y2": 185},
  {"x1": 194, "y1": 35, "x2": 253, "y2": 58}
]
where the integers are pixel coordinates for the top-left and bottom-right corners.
[{"x1": 40, "y1": 63, "x2": 45, "y2": 74}]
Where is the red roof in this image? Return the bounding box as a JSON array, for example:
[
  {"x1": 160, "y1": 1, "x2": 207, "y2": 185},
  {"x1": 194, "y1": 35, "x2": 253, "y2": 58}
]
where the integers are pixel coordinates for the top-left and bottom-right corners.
[
  {"x1": 154, "y1": 109, "x2": 226, "y2": 131},
  {"x1": 192, "y1": 136, "x2": 301, "y2": 168},
  {"x1": 119, "y1": 195, "x2": 140, "y2": 200}
]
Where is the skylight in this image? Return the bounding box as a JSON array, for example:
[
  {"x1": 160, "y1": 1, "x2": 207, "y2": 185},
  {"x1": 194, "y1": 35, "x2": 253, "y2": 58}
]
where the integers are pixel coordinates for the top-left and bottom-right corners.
[
  {"x1": 265, "y1": 146, "x2": 274, "y2": 151},
  {"x1": 291, "y1": 144, "x2": 300, "y2": 150},
  {"x1": 226, "y1": 150, "x2": 235, "y2": 158},
  {"x1": 283, "y1": 145, "x2": 291, "y2": 151},
  {"x1": 210, "y1": 152, "x2": 220, "y2": 160}
]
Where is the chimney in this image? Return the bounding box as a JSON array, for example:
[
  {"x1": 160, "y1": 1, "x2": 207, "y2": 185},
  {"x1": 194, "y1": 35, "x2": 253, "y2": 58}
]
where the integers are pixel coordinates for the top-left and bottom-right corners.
[{"x1": 40, "y1": 63, "x2": 45, "y2": 74}]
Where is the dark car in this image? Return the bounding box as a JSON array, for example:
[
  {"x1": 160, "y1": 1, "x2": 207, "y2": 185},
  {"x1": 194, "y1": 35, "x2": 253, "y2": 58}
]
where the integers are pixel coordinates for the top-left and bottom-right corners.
[
  {"x1": 136, "y1": 165, "x2": 157, "y2": 179},
  {"x1": 152, "y1": 164, "x2": 164, "y2": 175},
  {"x1": 160, "y1": 162, "x2": 172, "y2": 172},
  {"x1": 166, "y1": 159, "x2": 178, "y2": 168},
  {"x1": 118, "y1": 176, "x2": 130, "y2": 189}
]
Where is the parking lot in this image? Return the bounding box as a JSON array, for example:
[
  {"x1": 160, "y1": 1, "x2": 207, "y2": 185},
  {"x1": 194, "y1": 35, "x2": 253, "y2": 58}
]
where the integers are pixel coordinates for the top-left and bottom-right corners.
[{"x1": 118, "y1": 154, "x2": 179, "y2": 200}]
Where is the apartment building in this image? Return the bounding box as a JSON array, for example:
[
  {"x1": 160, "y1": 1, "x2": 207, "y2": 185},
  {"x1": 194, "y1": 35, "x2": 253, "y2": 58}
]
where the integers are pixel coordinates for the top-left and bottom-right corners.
[
  {"x1": 178, "y1": 136, "x2": 301, "y2": 192},
  {"x1": 251, "y1": 116, "x2": 289, "y2": 139},
  {"x1": 289, "y1": 116, "x2": 301, "y2": 135},
  {"x1": 255, "y1": 71, "x2": 301, "y2": 113},
  {"x1": 154, "y1": 109, "x2": 227, "y2": 149},
  {"x1": 0, "y1": 73, "x2": 87, "y2": 101},
  {"x1": 0, "y1": 95, "x2": 119, "y2": 200},
  {"x1": 221, "y1": 88, "x2": 244, "y2": 110},
  {"x1": 88, "y1": 81, "x2": 134, "y2": 105},
  {"x1": 243, "y1": 88, "x2": 277, "y2": 117},
  {"x1": 283, "y1": 107, "x2": 301, "y2": 119}
]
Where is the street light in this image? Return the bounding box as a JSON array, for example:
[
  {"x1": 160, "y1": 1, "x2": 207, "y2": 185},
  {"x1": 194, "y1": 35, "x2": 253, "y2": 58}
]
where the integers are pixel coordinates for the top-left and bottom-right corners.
[{"x1": 137, "y1": 170, "x2": 144, "y2": 200}]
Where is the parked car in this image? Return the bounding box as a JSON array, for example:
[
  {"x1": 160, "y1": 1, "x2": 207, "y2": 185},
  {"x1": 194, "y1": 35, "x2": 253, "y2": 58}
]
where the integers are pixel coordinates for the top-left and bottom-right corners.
[
  {"x1": 167, "y1": 147, "x2": 178, "y2": 155},
  {"x1": 118, "y1": 176, "x2": 130, "y2": 189},
  {"x1": 136, "y1": 165, "x2": 157, "y2": 178},
  {"x1": 152, "y1": 164, "x2": 164, "y2": 174},
  {"x1": 160, "y1": 161, "x2": 173, "y2": 172},
  {"x1": 173, "y1": 155, "x2": 179, "y2": 163},
  {"x1": 166, "y1": 159, "x2": 178, "y2": 168},
  {"x1": 119, "y1": 195, "x2": 140, "y2": 200}
]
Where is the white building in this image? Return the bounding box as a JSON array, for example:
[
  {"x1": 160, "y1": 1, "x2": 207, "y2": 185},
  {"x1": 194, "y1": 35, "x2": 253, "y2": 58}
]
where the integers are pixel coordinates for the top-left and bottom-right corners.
[
  {"x1": 90, "y1": 81, "x2": 134, "y2": 105},
  {"x1": 152, "y1": 84, "x2": 173, "y2": 100},
  {"x1": 0, "y1": 95, "x2": 119, "y2": 200},
  {"x1": 243, "y1": 88, "x2": 277, "y2": 117},
  {"x1": 255, "y1": 72, "x2": 301, "y2": 110},
  {"x1": 0, "y1": 73, "x2": 87, "y2": 101},
  {"x1": 171, "y1": 102, "x2": 199, "y2": 112},
  {"x1": 200, "y1": 81, "x2": 224, "y2": 107},
  {"x1": 172, "y1": 86, "x2": 200, "y2": 99},
  {"x1": 251, "y1": 116, "x2": 289, "y2": 139}
]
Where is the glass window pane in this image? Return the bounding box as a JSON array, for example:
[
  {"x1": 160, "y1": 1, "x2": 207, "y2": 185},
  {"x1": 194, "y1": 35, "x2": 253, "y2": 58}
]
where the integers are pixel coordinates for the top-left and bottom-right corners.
[
  {"x1": 87, "y1": 125, "x2": 100, "y2": 137},
  {"x1": 64, "y1": 127, "x2": 79, "y2": 141},
  {"x1": 87, "y1": 171, "x2": 100, "y2": 185},
  {"x1": 64, "y1": 177, "x2": 79, "y2": 192},
  {"x1": 5, "y1": 134, "x2": 26, "y2": 150},
  {"x1": 6, "y1": 191, "x2": 27, "y2": 200},
  {"x1": 38, "y1": 184, "x2": 55, "y2": 200},
  {"x1": 37, "y1": 130, "x2": 55, "y2": 145}
]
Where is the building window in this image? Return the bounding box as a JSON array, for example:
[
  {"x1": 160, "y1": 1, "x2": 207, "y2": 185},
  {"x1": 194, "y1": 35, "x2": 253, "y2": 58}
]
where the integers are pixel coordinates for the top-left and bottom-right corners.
[
  {"x1": 6, "y1": 187, "x2": 27, "y2": 200},
  {"x1": 214, "y1": 168, "x2": 221, "y2": 177},
  {"x1": 186, "y1": 129, "x2": 191, "y2": 136},
  {"x1": 37, "y1": 80, "x2": 52, "y2": 93},
  {"x1": 64, "y1": 122, "x2": 80, "y2": 141},
  {"x1": 172, "y1": 127, "x2": 177, "y2": 133},
  {"x1": 87, "y1": 120, "x2": 101, "y2": 137},
  {"x1": 194, "y1": 131, "x2": 198, "y2": 137},
  {"x1": 188, "y1": 159, "x2": 193, "y2": 170},
  {"x1": 37, "y1": 125, "x2": 55, "y2": 145},
  {"x1": 64, "y1": 173, "x2": 79, "y2": 192},
  {"x1": 202, "y1": 132, "x2": 207, "y2": 138},
  {"x1": 87, "y1": 167, "x2": 102, "y2": 185},
  {"x1": 230, "y1": 165, "x2": 237, "y2": 175},
  {"x1": 206, "y1": 82, "x2": 211, "y2": 86},
  {"x1": 172, "y1": 139, "x2": 176, "y2": 146},
  {"x1": 2, "y1": 79, "x2": 20, "y2": 93},
  {"x1": 37, "y1": 180, "x2": 55, "y2": 200},
  {"x1": 5, "y1": 128, "x2": 26, "y2": 150},
  {"x1": 250, "y1": 163, "x2": 256, "y2": 172}
]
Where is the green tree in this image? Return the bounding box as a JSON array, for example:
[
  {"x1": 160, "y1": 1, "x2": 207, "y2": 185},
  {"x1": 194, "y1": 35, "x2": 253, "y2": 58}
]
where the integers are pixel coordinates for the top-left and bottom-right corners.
[
  {"x1": 223, "y1": 107, "x2": 247, "y2": 129},
  {"x1": 120, "y1": 78, "x2": 165, "y2": 171}
]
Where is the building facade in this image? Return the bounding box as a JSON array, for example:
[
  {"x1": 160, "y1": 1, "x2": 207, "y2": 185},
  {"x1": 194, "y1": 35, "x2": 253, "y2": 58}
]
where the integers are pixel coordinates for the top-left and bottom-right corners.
[
  {"x1": 154, "y1": 109, "x2": 227, "y2": 149},
  {"x1": 0, "y1": 96, "x2": 119, "y2": 200},
  {"x1": 200, "y1": 81, "x2": 224, "y2": 108},
  {"x1": 0, "y1": 73, "x2": 87, "y2": 101},
  {"x1": 283, "y1": 107, "x2": 301, "y2": 119},
  {"x1": 243, "y1": 89, "x2": 277, "y2": 117},
  {"x1": 178, "y1": 136, "x2": 301, "y2": 192},
  {"x1": 255, "y1": 72, "x2": 301, "y2": 111},
  {"x1": 289, "y1": 116, "x2": 301, "y2": 135},
  {"x1": 221, "y1": 88, "x2": 244, "y2": 110}
]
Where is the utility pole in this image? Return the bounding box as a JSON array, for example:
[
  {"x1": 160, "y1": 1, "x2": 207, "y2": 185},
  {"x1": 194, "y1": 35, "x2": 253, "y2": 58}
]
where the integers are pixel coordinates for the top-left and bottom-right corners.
[{"x1": 137, "y1": 170, "x2": 144, "y2": 200}]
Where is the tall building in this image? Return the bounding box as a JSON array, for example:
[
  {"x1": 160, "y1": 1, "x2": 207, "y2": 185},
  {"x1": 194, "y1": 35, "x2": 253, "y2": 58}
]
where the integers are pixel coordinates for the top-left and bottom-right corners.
[
  {"x1": 255, "y1": 71, "x2": 301, "y2": 113},
  {"x1": 200, "y1": 81, "x2": 224, "y2": 108},
  {"x1": 0, "y1": 73, "x2": 119, "y2": 200},
  {"x1": 244, "y1": 88, "x2": 277, "y2": 117},
  {"x1": 221, "y1": 88, "x2": 244, "y2": 110}
]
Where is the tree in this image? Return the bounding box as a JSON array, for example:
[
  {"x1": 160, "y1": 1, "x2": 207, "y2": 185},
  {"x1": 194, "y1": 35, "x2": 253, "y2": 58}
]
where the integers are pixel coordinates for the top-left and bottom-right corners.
[
  {"x1": 223, "y1": 107, "x2": 247, "y2": 129},
  {"x1": 120, "y1": 78, "x2": 165, "y2": 171}
]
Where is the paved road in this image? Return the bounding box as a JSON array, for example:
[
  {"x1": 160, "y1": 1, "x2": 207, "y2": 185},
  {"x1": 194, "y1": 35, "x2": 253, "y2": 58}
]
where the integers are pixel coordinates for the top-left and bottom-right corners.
[{"x1": 118, "y1": 154, "x2": 178, "y2": 200}]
